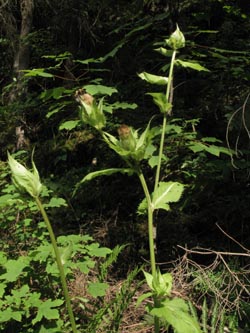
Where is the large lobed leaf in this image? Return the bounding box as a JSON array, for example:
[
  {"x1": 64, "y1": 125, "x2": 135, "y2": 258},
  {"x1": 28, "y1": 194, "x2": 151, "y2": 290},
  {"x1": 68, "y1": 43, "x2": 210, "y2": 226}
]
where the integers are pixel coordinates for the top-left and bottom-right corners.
[
  {"x1": 151, "y1": 298, "x2": 201, "y2": 333},
  {"x1": 152, "y1": 181, "x2": 184, "y2": 211}
]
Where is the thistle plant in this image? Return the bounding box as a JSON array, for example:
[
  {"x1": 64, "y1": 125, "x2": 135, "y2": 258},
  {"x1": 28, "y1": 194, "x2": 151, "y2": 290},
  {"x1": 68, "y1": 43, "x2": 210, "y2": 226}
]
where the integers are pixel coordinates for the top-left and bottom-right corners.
[
  {"x1": 8, "y1": 152, "x2": 78, "y2": 333},
  {"x1": 75, "y1": 25, "x2": 203, "y2": 333}
]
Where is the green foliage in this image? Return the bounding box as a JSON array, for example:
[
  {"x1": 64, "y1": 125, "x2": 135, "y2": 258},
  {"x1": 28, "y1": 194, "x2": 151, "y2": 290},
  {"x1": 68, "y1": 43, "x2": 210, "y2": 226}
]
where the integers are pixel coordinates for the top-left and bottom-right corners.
[
  {"x1": 75, "y1": 168, "x2": 134, "y2": 194},
  {"x1": 189, "y1": 298, "x2": 239, "y2": 333},
  {"x1": 151, "y1": 298, "x2": 201, "y2": 333},
  {"x1": 8, "y1": 152, "x2": 42, "y2": 198},
  {"x1": 72, "y1": 26, "x2": 203, "y2": 333},
  {"x1": 139, "y1": 270, "x2": 201, "y2": 333},
  {"x1": 175, "y1": 59, "x2": 210, "y2": 72},
  {"x1": 1, "y1": 1, "x2": 250, "y2": 332},
  {"x1": 138, "y1": 72, "x2": 169, "y2": 85},
  {"x1": 0, "y1": 226, "x2": 114, "y2": 331},
  {"x1": 87, "y1": 266, "x2": 142, "y2": 333},
  {"x1": 0, "y1": 158, "x2": 118, "y2": 332},
  {"x1": 152, "y1": 181, "x2": 184, "y2": 211},
  {"x1": 138, "y1": 181, "x2": 184, "y2": 214}
]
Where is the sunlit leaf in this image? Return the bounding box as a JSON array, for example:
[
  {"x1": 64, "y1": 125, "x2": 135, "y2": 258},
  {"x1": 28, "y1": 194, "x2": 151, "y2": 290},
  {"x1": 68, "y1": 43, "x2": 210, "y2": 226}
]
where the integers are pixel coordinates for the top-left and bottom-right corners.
[
  {"x1": 151, "y1": 298, "x2": 201, "y2": 333},
  {"x1": 23, "y1": 68, "x2": 54, "y2": 77},
  {"x1": 175, "y1": 60, "x2": 210, "y2": 72},
  {"x1": 138, "y1": 72, "x2": 168, "y2": 85},
  {"x1": 86, "y1": 243, "x2": 112, "y2": 257},
  {"x1": 189, "y1": 142, "x2": 232, "y2": 156},
  {"x1": 137, "y1": 197, "x2": 148, "y2": 215},
  {"x1": 76, "y1": 260, "x2": 95, "y2": 274},
  {"x1": 201, "y1": 137, "x2": 222, "y2": 143},
  {"x1": 87, "y1": 282, "x2": 109, "y2": 298},
  {"x1": 74, "y1": 168, "x2": 134, "y2": 195},
  {"x1": 143, "y1": 270, "x2": 153, "y2": 289},
  {"x1": 32, "y1": 299, "x2": 63, "y2": 325},
  {"x1": 59, "y1": 120, "x2": 80, "y2": 131},
  {"x1": 152, "y1": 181, "x2": 184, "y2": 211},
  {"x1": 84, "y1": 84, "x2": 118, "y2": 96},
  {"x1": 45, "y1": 197, "x2": 67, "y2": 208},
  {"x1": 148, "y1": 155, "x2": 160, "y2": 168},
  {"x1": 80, "y1": 168, "x2": 133, "y2": 183},
  {"x1": 0, "y1": 257, "x2": 30, "y2": 282}
]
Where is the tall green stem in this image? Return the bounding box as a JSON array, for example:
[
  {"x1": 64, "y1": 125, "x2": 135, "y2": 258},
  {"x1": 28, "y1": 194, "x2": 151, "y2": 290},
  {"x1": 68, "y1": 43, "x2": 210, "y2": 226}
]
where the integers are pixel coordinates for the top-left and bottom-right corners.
[
  {"x1": 137, "y1": 171, "x2": 155, "y2": 276},
  {"x1": 137, "y1": 170, "x2": 160, "y2": 333},
  {"x1": 154, "y1": 50, "x2": 177, "y2": 192},
  {"x1": 35, "y1": 197, "x2": 78, "y2": 333}
]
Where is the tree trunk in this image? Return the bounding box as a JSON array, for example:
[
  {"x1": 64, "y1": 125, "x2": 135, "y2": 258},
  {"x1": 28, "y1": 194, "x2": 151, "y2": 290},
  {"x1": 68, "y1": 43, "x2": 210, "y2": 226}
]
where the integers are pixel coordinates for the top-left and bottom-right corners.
[{"x1": 10, "y1": 0, "x2": 34, "y2": 102}]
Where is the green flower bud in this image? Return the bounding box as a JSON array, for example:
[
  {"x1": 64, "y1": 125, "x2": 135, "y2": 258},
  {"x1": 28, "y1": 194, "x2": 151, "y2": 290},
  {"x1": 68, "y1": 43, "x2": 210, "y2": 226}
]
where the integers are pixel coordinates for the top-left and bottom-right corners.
[
  {"x1": 152, "y1": 270, "x2": 172, "y2": 297},
  {"x1": 8, "y1": 152, "x2": 42, "y2": 198},
  {"x1": 117, "y1": 125, "x2": 137, "y2": 151},
  {"x1": 166, "y1": 24, "x2": 185, "y2": 50},
  {"x1": 75, "y1": 89, "x2": 106, "y2": 130}
]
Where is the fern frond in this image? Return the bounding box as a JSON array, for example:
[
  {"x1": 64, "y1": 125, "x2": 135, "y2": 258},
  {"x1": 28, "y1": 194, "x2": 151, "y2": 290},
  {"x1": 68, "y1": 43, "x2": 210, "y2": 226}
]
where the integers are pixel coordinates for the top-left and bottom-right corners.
[{"x1": 202, "y1": 297, "x2": 208, "y2": 333}]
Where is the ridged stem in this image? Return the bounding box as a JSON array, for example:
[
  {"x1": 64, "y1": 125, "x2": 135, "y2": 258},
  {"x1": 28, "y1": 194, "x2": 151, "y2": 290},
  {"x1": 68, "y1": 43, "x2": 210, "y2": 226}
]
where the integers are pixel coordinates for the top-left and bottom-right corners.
[{"x1": 154, "y1": 50, "x2": 177, "y2": 192}]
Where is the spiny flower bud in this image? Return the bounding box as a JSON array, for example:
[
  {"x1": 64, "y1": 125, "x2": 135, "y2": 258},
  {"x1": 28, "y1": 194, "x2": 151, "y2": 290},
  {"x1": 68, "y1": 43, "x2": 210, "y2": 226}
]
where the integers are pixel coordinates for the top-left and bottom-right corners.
[
  {"x1": 74, "y1": 89, "x2": 93, "y2": 105},
  {"x1": 75, "y1": 89, "x2": 106, "y2": 130},
  {"x1": 117, "y1": 124, "x2": 131, "y2": 139},
  {"x1": 8, "y1": 152, "x2": 42, "y2": 198},
  {"x1": 117, "y1": 125, "x2": 136, "y2": 151},
  {"x1": 166, "y1": 24, "x2": 185, "y2": 50},
  {"x1": 80, "y1": 93, "x2": 94, "y2": 106}
]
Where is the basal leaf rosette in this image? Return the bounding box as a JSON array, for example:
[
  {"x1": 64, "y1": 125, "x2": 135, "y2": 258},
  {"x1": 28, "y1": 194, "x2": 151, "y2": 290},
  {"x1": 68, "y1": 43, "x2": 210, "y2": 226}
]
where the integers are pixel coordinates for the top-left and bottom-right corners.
[{"x1": 8, "y1": 152, "x2": 42, "y2": 198}]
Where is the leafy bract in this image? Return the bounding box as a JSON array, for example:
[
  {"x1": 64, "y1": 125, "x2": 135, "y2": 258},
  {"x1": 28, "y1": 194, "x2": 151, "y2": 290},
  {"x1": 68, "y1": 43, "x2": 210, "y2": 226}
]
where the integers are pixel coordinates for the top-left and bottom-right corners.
[
  {"x1": 147, "y1": 92, "x2": 172, "y2": 114},
  {"x1": 144, "y1": 270, "x2": 173, "y2": 297},
  {"x1": 152, "y1": 181, "x2": 184, "y2": 211},
  {"x1": 138, "y1": 72, "x2": 168, "y2": 85},
  {"x1": 137, "y1": 197, "x2": 148, "y2": 215},
  {"x1": 103, "y1": 121, "x2": 152, "y2": 163},
  {"x1": 154, "y1": 47, "x2": 173, "y2": 57}
]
